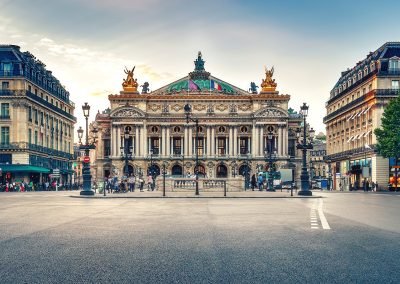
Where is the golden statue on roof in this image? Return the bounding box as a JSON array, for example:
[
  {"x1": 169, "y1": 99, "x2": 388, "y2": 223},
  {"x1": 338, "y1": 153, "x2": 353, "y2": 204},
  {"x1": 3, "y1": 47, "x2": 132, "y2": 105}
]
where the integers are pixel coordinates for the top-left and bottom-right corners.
[
  {"x1": 122, "y1": 66, "x2": 139, "y2": 92},
  {"x1": 261, "y1": 66, "x2": 277, "y2": 92}
]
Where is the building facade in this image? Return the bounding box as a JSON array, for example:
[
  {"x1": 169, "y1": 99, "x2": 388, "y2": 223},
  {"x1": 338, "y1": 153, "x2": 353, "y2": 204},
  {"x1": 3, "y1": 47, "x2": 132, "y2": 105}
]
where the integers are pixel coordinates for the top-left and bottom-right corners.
[
  {"x1": 0, "y1": 45, "x2": 76, "y2": 186},
  {"x1": 324, "y1": 42, "x2": 400, "y2": 191},
  {"x1": 90, "y1": 52, "x2": 304, "y2": 183}
]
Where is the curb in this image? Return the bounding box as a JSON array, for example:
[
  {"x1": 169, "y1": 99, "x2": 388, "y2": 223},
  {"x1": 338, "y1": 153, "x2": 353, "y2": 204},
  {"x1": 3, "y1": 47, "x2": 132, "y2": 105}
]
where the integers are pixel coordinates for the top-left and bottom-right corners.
[{"x1": 70, "y1": 195, "x2": 322, "y2": 199}]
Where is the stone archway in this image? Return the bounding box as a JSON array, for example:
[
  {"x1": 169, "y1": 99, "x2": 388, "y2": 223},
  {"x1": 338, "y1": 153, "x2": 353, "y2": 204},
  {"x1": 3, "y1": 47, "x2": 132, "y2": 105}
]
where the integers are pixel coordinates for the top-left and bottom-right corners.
[
  {"x1": 123, "y1": 164, "x2": 134, "y2": 176},
  {"x1": 216, "y1": 164, "x2": 228, "y2": 178},
  {"x1": 172, "y1": 164, "x2": 183, "y2": 176}
]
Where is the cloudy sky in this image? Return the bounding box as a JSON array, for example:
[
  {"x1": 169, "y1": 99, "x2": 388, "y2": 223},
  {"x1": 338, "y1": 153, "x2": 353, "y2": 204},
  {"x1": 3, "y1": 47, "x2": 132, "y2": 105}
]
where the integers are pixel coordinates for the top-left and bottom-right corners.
[{"x1": 1, "y1": 0, "x2": 400, "y2": 134}]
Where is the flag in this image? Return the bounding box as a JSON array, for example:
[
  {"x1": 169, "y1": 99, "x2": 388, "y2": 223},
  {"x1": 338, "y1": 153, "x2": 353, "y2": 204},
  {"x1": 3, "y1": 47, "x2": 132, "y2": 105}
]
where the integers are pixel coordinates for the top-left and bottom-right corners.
[
  {"x1": 365, "y1": 143, "x2": 371, "y2": 149},
  {"x1": 210, "y1": 80, "x2": 222, "y2": 91},
  {"x1": 188, "y1": 80, "x2": 200, "y2": 90}
]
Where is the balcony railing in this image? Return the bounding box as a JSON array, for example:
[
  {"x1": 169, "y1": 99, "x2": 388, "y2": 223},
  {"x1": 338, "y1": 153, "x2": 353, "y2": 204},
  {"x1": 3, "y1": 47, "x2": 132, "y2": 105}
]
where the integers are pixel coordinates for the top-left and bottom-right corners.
[
  {"x1": 0, "y1": 89, "x2": 76, "y2": 121},
  {"x1": 324, "y1": 89, "x2": 400, "y2": 123},
  {"x1": 0, "y1": 114, "x2": 10, "y2": 119},
  {"x1": 324, "y1": 144, "x2": 376, "y2": 161},
  {"x1": 0, "y1": 142, "x2": 74, "y2": 160}
]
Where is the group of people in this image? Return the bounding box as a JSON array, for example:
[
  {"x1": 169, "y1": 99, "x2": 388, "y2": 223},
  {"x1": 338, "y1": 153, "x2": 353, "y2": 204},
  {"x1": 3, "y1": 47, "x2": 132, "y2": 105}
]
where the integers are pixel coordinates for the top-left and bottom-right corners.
[
  {"x1": 104, "y1": 174, "x2": 156, "y2": 193},
  {"x1": 249, "y1": 174, "x2": 268, "y2": 191},
  {"x1": 1, "y1": 180, "x2": 74, "y2": 192},
  {"x1": 340, "y1": 180, "x2": 378, "y2": 191}
]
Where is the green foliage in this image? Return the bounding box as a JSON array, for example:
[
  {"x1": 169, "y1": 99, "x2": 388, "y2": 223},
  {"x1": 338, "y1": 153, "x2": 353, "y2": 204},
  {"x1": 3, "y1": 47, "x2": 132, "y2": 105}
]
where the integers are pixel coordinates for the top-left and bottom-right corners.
[{"x1": 374, "y1": 96, "x2": 400, "y2": 159}]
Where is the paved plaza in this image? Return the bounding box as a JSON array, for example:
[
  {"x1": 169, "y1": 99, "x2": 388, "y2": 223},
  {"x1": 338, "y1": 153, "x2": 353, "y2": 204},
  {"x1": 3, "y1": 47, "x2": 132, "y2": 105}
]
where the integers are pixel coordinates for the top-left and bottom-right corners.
[{"x1": 1, "y1": 191, "x2": 400, "y2": 283}]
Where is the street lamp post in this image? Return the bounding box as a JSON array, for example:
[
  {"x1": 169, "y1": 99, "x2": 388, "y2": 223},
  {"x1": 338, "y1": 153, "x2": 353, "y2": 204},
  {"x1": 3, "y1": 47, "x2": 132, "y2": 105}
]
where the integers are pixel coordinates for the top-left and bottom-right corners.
[
  {"x1": 296, "y1": 103, "x2": 315, "y2": 196},
  {"x1": 184, "y1": 104, "x2": 199, "y2": 195},
  {"x1": 265, "y1": 131, "x2": 276, "y2": 192},
  {"x1": 79, "y1": 102, "x2": 96, "y2": 196}
]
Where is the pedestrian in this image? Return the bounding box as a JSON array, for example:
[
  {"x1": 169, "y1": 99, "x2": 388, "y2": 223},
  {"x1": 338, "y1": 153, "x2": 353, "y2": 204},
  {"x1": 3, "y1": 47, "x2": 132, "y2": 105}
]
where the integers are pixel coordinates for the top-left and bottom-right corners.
[
  {"x1": 139, "y1": 176, "x2": 144, "y2": 192},
  {"x1": 45, "y1": 181, "x2": 49, "y2": 191},
  {"x1": 251, "y1": 174, "x2": 256, "y2": 191},
  {"x1": 257, "y1": 174, "x2": 263, "y2": 191},
  {"x1": 375, "y1": 181, "x2": 379, "y2": 192},
  {"x1": 339, "y1": 182, "x2": 343, "y2": 191},
  {"x1": 371, "y1": 181, "x2": 376, "y2": 192},
  {"x1": 366, "y1": 180, "x2": 370, "y2": 192},
  {"x1": 147, "y1": 175, "x2": 153, "y2": 191},
  {"x1": 128, "y1": 175, "x2": 135, "y2": 192}
]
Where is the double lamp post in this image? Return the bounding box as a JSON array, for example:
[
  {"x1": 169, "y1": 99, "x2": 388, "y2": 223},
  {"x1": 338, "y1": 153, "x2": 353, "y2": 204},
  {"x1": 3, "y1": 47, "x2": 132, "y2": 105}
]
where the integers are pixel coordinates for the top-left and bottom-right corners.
[
  {"x1": 77, "y1": 102, "x2": 97, "y2": 196},
  {"x1": 296, "y1": 103, "x2": 315, "y2": 196}
]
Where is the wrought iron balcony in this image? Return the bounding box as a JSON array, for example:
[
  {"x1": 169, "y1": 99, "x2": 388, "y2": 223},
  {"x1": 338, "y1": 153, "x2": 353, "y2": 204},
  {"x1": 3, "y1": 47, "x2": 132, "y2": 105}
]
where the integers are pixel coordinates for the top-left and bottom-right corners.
[{"x1": 0, "y1": 142, "x2": 73, "y2": 160}]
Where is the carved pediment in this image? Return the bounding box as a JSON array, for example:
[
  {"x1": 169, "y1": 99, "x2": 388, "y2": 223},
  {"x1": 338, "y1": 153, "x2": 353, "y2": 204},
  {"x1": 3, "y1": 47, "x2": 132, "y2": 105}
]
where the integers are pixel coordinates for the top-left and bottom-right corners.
[
  {"x1": 110, "y1": 107, "x2": 146, "y2": 118},
  {"x1": 254, "y1": 107, "x2": 287, "y2": 118}
]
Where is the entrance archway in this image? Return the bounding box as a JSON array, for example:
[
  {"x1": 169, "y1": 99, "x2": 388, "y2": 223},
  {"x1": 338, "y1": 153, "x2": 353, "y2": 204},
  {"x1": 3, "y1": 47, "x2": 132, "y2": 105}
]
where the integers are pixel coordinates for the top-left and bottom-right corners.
[
  {"x1": 195, "y1": 164, "x2": 206, "y2": 178},
  {"x1": 172, "y1": 165, "x2": 183, "y2": 176},
  {"x1": 123, "y1": 165, "x2": 134, "y2": 176},
  {"x1": 148, "y1": 164, "x2": 160, "y2": 177},
  {"x1": 239, "y1": 164, "x2": 251, "y2": 176},
  {"x1": 216, "y1": 164, "x2": 228, "y2": 178}
]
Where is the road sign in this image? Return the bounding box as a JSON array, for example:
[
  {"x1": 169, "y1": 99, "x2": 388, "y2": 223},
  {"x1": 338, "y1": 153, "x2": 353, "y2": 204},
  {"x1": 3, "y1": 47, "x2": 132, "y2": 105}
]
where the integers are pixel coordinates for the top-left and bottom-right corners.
[{"x1": 83, "y1": 156, "x2": 90, "y2": 163}]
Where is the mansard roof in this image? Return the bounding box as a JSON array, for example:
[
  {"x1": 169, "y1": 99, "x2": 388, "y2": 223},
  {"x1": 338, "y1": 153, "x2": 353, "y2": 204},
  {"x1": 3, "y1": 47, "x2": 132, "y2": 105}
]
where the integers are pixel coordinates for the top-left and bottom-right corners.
[{"x1": 330, "y1": 42, "x2": 400, "y2": 98}]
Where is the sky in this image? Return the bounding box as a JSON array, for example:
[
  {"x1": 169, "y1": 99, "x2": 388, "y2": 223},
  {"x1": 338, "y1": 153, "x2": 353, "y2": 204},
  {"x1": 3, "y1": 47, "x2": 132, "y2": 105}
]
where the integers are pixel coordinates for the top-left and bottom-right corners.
[{"x1": 1, "y1": 0, "x2": 400, "y2": 135}]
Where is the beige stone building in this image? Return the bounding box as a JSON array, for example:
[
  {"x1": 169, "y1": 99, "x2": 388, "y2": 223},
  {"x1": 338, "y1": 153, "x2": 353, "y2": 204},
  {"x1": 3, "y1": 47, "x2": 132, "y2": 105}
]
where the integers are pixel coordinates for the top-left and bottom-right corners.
[
  {"x1": 324, "y1": 42, "x2": 400, "y2": 191},
  {"x1": 89, "y1": 52, "x2": 304, "y2": 184},
  {"x1": 0, "y1": 45, "x2": 76, "y2": 186}
]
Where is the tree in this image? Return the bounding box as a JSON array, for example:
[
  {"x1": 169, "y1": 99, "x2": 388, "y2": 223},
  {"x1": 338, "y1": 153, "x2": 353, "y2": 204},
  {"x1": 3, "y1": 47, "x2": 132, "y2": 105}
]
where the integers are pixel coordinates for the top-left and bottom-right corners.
[{"x1": 374, "y1": 95, "x2": 400, "y2": 189}]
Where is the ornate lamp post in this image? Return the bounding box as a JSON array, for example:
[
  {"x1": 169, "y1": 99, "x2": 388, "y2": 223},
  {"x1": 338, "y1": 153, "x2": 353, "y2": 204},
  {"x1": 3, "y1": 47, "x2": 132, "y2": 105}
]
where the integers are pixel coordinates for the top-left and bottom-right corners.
[
  {"x1": 297, "y1": 103, "x2": 315, "y2": 196},
  {"x1": 184, "y1": 103, "x2": 199, "y2": 195},
  {"x1": 79, "y1": 102, "x2": 96, "y2": 196},
  {"x1": 264, "y1": 131, "x2": 276, "y2": 192}
]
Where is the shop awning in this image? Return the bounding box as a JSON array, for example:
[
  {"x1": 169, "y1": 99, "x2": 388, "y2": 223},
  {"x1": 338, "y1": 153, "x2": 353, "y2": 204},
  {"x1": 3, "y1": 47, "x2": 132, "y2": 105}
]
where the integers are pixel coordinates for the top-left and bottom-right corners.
[{"x1": 0, "y1": 165, "x2": 50, "y2": 173}]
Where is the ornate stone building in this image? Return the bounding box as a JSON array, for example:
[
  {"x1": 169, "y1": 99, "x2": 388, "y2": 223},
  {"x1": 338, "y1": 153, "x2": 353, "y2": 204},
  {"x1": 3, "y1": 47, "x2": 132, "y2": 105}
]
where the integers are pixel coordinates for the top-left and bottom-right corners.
[
  {"x1": 0, "y1": 45, "x2": 76, "y2": 185},
  {"x1": 90, "y1": 52, "x2": 303, "y2": 182},
  {"x1": 324, "y1": 42, "x2": 400, "y2": 191}
]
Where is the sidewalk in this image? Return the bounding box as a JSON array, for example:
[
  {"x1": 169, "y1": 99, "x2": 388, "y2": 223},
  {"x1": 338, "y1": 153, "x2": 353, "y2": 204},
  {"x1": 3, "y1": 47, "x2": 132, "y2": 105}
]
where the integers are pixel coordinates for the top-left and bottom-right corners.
[{"x1": 71, "y1": 189, "x2": 322, "y2": 199}]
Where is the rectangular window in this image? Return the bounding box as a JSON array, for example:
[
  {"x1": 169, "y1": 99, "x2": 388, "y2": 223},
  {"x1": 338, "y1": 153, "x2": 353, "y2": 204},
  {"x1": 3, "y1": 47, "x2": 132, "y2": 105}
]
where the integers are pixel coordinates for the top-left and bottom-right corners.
[
  {"x1": 1, "y1": 103, "x2": 10, "y2": 118},
  {"x1": 392, "y1": 80, "x2": 399, "y2": 89},
  {"x1": 34, "y1": 130, "x2": 38, "y2": 145},
  {"x1": 34, "y1": 109, "x2": 38, "y2": 124},
  {"x1": 150, "y1": 138, "x2": 159, "y2": 154},
  {"x1": 2, "y1": 63, "x2": 12, "y2": 76},
  {"x1": 1, "y1": 81, "x2": 9, "y2": 89},
  {"x1": 196, "y1": 137, "x2": 204, "y2": 155},
  {"x1": 239, "y1": 137, "x2": 249, "y2": 155},
  {"x1": 217, "y1": 137, "x2": 226, "y2": 155},
  {"x1": 104, "y1": 140, "x2": 111, "y2": 157},
  {"x1": 1, "y1": 127, "x2": 10, "y2": 145},
  {"x1": 28, "y1": 106, "x2": 32, "y2": 121},
  {"x1": 40, "y1": 112, "x2": 44, "y2": 125},
  {"x1": 173, "y1": 137, "x2": 182, "y2": 155},
  {"x1": 28, "y1": 129, "x2": 32, "y2": 144}
]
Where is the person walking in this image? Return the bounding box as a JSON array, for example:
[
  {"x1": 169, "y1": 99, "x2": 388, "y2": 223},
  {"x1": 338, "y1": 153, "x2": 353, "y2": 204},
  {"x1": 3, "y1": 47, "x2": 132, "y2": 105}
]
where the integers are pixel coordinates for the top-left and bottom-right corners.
[
  {"x1": 257, "y1": 174, "x2": 264, "y2": 191},
  {"x1": 139, "y1": 176, "x2": 144, "y2": 192},
  {"x1": 128, "y1": 175, "x2": 135, "y2": 192},
  {"x1": 147, "y1": 175, "x2": 153, "y2": 191},
  {"x1": 251, "y1": 174, "x2": 256, "y2": 191}
]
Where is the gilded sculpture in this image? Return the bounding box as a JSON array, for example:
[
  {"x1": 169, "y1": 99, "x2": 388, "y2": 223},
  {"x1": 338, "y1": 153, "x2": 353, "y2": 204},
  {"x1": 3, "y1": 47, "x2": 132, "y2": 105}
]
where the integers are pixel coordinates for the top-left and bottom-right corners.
[
  {"x1": 122, "y1": 66, "x2": 139, "y2": 92},
  {"x1": 261, "y1": 66, "x2": 277, "y2": 92}
]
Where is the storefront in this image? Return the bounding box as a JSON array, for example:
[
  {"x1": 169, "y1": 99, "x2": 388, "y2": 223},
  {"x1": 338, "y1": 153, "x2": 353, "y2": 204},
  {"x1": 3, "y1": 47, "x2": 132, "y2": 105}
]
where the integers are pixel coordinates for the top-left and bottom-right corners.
[{"x1": 0, "y1": 164, "x2": 50, "y2": 185}]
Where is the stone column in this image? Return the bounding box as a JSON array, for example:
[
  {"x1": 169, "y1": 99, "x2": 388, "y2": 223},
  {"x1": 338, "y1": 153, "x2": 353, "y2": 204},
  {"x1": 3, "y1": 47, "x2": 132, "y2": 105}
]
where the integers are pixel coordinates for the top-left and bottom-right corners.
[
  {"x1": 253, "y1": 125, "x2": 258, "y2": 157},
  {"x1": 206, "y1": 126, "x2": 211, "y2": 156},
  {"x1": 184, "y1": 126, "x2": 189, "y2": 156},
  {"x1": 233, "y1": 126, "x2": 238, "y2": 156},
  {"x1": 188, "y1": 127, "x2": 193, "y2": 157},
  {"x1": 211, "y1": 127, "x2": 215, "y2": 156},
  {"x1": 250, "y1": 123, "x2": 256, "y2": 156},
  {"x1": 135, "y1": 126, "x2": 140, "y2": 157},
  {"x1": 283, "y1": 126, "x2": 288, "y2": 156},
  {"x1": 229, "y1": 127, "x2": 233, "y2": 156},
  {"x1": 259, "y1": 126, "x2": 264, "y2": 156},
  {"x1": 142, "y1": 125, "x2": 147, "y2": 156},
  {"x1": 166, "y1": 127, "x2": 170, "y2": 156},
  {"x1": 117, "y1": 126, "x2": 121, "y2": 156},
  {"x1": 111, "y1": 125, "x2": 115, "y2": 157},
  {"x1": 161, "y1": 126, "x2": 166, "y2": 156},
  {"x1": 278, "y1": 125, "x2": 283, "y2": 156}
]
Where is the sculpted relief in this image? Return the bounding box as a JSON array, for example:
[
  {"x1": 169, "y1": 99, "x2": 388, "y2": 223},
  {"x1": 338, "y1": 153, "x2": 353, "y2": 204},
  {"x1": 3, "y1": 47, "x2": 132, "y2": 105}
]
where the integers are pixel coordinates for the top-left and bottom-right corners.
[
  {"x1": 112, "y1": 108, "x2": 144, "y2": 118},
  {"x1": 255, "y1": 108, "x2": 286, "y2": 118}
]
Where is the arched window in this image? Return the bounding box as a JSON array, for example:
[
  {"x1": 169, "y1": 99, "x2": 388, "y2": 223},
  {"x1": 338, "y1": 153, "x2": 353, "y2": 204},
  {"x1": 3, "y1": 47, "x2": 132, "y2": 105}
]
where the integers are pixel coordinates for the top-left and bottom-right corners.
[
  {"x1": 364, "y1": 66, "x2": 368, "y2": 76},
  {"x1": 151, "y1": 126, "x2": 159, "y2": 133},
  {"x1": 240, "y1": 126, "x2": 248, "y2": 133},
  {"x1": 173, "y1": 126, "x2": 181, "y2": 133},
  {"x1": 218, "y1": 126, "x2": 226, "y2": 133},
  {"x1": 216, "y1": 164, "x2": 228, "y2": 178},
  {"x1": 197, "y1": 126, "x2": 203, "y2": 133},
  {"x1": 370, "y1": 61, "x2": 375, "y2": 71},
  {"x1": 171, "y1": 164, "x2": 183, "y2": 176},
  {"x1": 358, "y1": 71, "x2": 362, "y2": 80}
]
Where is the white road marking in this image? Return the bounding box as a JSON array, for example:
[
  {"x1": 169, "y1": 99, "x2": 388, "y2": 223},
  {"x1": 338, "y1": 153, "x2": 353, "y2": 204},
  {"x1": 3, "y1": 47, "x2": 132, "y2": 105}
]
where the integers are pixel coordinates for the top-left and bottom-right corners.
[{"x1": 318, "y1": 199, "x2": 331, "y2": 230}]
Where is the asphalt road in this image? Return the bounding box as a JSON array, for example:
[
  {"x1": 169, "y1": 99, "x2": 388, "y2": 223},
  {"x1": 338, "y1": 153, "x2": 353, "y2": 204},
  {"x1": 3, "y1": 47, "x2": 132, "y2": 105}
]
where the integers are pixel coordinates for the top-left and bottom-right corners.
[{"x1": 0, "y1": 191, "x2": 399, "y2": 283}]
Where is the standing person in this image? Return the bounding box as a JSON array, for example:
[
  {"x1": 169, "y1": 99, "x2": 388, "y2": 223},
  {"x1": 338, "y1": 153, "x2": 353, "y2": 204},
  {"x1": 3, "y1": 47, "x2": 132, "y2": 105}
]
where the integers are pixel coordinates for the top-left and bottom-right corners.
[
  {"x1": 251, "y1": 174, "x2": 256, "y2": 191},
  {"x1": 139, "y1": 176, "x2": 144, "y2": 192},
  {"x1": 147, "y1": 175, "x2": 153, "y2": 191},
  {"x1": 339, "y1": 182, "x2": 343, "y2": 191},
  {"x1": 45, "y1": 181, "x2": 49, "y2": 191},
  {"x1": 257, "y1": 174, "x2": 264, "y2": 191},
  {"x1": 366, "y1": 180, "x2": 370, "y2": 192},
  {"x1": 375, "y1": 181, "x2": 379, "y2": 192},
  {"x1": 128, "y1": 175, "x2": 135, "y2": 192},
  {"x1": 371, "y1": 181, "x2": 376, "y2": 192}
]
